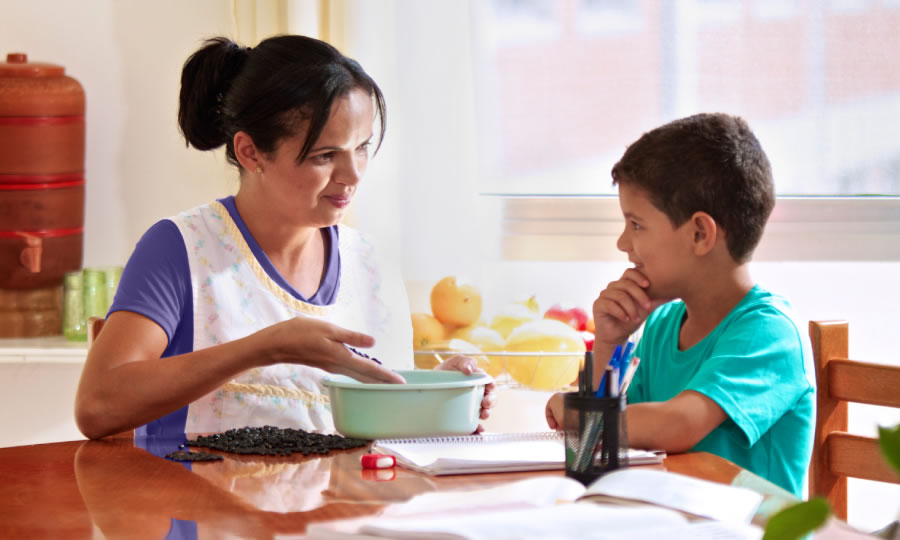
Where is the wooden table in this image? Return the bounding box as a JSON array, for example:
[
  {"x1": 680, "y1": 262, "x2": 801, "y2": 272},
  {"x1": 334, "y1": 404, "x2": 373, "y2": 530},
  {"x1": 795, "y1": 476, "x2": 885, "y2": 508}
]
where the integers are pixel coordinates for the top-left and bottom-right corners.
[{"x1": 0, "y1": 433, "x2": 837, "y2": 539}]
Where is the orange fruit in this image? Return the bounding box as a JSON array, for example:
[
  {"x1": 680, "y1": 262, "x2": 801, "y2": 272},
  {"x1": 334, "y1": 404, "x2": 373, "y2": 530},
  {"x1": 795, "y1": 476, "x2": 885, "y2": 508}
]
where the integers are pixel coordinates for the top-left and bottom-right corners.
[
  {"x1": 442, "y1": 321, "x2": 462, "y2": 336},
  {"x1": 430, "y1": 277, "x2": 482, "y2": 327},
  {"x1": 411, "y1": 312, "x2": 445, "y2": 349},
  {"x1": 504, "y1": 319, "x2": 585, "y2": 391},
  {"x1": 414, "y1": 342, "x2": 447, "y2": 369}
]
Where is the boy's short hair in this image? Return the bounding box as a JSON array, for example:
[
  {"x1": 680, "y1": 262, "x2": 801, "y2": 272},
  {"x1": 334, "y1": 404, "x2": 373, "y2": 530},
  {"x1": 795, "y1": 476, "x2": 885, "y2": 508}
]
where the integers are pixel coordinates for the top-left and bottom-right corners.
[{"x1": 611, "y1": 113, "x2": 775, "y2": 263}]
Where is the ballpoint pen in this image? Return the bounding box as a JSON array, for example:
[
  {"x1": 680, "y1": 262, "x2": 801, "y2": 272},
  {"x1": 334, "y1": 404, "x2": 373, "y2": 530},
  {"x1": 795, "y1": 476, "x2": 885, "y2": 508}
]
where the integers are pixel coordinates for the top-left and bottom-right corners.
[
  {"x1": 621, "y1": 341, "x2": 635, "y2": 369},
  {"x1": 608, "y1": 366, "x2": 619, "y2": 398},
  {"x1": 597, "y1": 345, "x2": 621, "y2": 397},
  {"x1": 620, "y1": 357, "x2": 641, "y2": 394}
]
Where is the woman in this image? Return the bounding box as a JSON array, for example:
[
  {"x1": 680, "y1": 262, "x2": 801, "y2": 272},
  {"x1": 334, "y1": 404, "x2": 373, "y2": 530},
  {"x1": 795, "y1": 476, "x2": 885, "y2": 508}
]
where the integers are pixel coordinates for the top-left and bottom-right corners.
[{"x1": 75, "y1": 35, "x2": 492, "y2": 439}]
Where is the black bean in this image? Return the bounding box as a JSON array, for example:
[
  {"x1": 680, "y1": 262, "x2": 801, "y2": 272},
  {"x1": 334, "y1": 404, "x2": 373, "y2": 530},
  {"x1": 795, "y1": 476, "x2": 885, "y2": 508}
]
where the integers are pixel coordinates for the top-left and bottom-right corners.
[
  {"x1": 166, "y1": 450, "x2": 224, "y2": 462},
  {"x1": 184, "y1": 426, "x2": 370, "y2": 457},
  {"x1": 345, "y1": 345, "x2": 383, "y2": 365}
]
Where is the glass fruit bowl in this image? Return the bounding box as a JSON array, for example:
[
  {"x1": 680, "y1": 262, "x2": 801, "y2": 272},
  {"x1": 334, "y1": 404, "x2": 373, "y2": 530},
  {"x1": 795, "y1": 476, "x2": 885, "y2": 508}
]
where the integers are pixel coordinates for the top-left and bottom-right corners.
[{"x1": 413, "y1": 350, "x2": 582, "y2": 392}]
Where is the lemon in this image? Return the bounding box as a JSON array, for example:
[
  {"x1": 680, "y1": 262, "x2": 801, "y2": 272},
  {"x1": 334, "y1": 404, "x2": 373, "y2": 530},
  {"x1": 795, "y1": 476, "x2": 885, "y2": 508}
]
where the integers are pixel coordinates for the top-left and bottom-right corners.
[
  {"x1": 504, "y1": 319, "x2": 585, "y2": 390},
  {"x1": 451, "y1": 326, "x2": 506, "y2": 377},
  {"x1": 489, "y1": 303, "x2": 540, "y2": 339}
]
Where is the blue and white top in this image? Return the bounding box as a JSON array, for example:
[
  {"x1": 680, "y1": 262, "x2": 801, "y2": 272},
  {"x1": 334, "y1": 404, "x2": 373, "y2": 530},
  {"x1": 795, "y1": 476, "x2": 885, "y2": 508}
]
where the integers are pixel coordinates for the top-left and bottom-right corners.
[{"x1": 111, "y1": 196, "x2": 413, "y2": 437}]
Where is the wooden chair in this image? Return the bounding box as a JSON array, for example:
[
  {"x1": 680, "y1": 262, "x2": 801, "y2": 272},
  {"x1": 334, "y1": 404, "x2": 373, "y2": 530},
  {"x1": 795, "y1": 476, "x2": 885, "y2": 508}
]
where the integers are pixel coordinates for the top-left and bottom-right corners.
[{"x1": 808, "y1": 320, "x2": 900, "y2": 521}]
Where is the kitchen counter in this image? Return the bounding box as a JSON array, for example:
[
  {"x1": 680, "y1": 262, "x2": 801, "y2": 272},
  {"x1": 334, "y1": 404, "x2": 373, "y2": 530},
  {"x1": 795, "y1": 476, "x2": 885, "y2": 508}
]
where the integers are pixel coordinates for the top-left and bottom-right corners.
[
  {"x1": 0, "y1": 335, "x2": 88, "y2": 363},
  {"x1": 0, "y1": 335, "x2": 88, "y2": 447}
]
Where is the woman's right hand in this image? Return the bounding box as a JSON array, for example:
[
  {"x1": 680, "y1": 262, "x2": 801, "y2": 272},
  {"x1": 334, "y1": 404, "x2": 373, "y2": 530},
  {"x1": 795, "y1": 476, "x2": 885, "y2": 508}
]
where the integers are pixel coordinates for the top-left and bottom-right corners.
[
  {"x1": 259, "y1": 317, "x2": 405, "y2": 384},
  {"x1": 592, "y1": 267, "x2": 670, "y2": 346}
]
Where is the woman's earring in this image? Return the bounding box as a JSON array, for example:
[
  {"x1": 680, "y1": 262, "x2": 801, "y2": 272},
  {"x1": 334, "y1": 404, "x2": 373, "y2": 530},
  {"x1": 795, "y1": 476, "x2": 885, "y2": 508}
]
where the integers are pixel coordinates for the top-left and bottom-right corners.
[{"x1": 255, "y1": 166, "x2": 263, "y2": 176}]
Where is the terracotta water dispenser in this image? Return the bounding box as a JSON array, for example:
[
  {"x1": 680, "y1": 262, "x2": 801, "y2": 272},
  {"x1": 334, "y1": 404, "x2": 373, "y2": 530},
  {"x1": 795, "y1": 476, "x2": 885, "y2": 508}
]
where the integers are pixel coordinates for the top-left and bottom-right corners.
[{"x1": 0, "y1": 53, "x2": 85, "y2": 337}]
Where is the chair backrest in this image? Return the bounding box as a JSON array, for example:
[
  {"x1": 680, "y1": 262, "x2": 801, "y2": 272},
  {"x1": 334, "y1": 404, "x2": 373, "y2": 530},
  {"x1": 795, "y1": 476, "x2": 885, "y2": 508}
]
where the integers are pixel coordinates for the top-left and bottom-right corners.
[{"x1": 808, "y1": 320, "x2": 900, "y2": 521}]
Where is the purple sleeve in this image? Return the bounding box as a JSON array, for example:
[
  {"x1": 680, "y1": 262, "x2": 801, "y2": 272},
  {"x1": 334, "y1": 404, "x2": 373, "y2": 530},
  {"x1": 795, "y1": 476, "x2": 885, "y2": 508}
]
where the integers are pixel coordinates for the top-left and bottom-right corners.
[{"x1": 109, "y1": 219, "x2": 190, "y2": 345}]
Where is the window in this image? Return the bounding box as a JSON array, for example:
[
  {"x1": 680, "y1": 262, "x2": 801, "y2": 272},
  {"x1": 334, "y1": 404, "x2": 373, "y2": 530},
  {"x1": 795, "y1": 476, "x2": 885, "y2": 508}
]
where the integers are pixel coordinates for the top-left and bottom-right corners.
[
  {"x1": 345, "y1": 0, "x2": 900, "y2": 268},
  {"x1": 474, "y1": 0, "x2": 900, "y2": 197}
]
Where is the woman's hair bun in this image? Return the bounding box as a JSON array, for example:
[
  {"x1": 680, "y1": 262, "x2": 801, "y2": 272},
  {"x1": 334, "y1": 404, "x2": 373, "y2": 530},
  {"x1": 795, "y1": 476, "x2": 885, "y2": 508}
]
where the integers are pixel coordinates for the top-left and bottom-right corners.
[{"x1": 178, "y1": 37, "x2": 249, "y2": 150}]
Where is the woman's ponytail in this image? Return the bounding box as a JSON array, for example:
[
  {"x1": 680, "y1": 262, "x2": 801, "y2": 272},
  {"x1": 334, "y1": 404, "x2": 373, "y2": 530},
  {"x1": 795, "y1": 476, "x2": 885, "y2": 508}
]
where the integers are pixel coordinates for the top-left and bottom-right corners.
[{"x1": 178, "y1": 37, "x2": 249, "y2": 150}]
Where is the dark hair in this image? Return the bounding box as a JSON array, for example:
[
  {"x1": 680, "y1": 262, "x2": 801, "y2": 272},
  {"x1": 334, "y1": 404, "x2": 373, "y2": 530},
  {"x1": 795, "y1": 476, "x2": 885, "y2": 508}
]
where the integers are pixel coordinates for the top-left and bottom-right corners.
[
  {"x1": 611, "y1": 113, "x2": 774, "y2": 263},
  {"x1": 178, "y1": 35, "x2": 386, "y2": 168}
]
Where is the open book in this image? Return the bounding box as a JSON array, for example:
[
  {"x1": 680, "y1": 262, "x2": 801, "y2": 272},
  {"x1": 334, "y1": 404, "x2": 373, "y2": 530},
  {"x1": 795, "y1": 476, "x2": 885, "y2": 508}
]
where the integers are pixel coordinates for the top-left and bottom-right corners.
[
  {"x1": 372, "y1": 431, "x2": 664, "y2": 475},
  {"x1": 306, "y1": 471, "x2": 764, "y2": 539}
]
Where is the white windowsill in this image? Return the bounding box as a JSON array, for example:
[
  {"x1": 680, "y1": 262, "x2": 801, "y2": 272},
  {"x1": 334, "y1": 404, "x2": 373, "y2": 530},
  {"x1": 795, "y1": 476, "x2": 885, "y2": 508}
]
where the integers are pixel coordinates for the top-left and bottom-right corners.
[
  {"x1": 0, "y1": 336, "x2": 88, "y2": 363},
  {"x1": 495, "y1": 196, "x2": 900, "y2": 262}
]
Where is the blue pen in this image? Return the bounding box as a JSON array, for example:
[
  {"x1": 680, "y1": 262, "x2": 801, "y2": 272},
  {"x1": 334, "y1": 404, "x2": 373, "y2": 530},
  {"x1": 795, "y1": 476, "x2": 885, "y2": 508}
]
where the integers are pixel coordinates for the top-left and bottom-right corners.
[
  {"x1": 596, "y1": 365, "x2": 612, "y2": 398},
  {"x1": 609, "y1": 344, "x2": 623, "y2": 372},
  {"x1": 621, "y1": 341, "x2": 635, "y2": 368},
  {"x1": 597, "y1": 345, "x2": 621, "y2": 398}
]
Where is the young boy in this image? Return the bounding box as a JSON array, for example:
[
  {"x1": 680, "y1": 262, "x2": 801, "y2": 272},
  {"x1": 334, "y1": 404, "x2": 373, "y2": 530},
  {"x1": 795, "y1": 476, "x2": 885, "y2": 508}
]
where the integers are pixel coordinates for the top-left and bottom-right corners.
[{"x1": 545, "y1": 113, "x2": 815, "y2": 497}]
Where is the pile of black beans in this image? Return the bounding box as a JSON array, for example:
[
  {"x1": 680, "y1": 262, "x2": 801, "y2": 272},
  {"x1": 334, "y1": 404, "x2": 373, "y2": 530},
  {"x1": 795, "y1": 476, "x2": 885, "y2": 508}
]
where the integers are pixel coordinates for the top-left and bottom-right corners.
[
  {"x1": 185, "y1": 425, "x2": 370, "y2": 457},
  {"x1": 166, "y1": 450, "x2": 223, "y2": 462}
]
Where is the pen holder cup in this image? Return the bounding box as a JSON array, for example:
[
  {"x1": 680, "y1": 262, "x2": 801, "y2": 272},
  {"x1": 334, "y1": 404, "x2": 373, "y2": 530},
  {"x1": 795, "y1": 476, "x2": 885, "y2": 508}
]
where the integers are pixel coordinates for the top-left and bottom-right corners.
[{"x1": 563, "y1": 392, "x2": 628, "y2": 485}]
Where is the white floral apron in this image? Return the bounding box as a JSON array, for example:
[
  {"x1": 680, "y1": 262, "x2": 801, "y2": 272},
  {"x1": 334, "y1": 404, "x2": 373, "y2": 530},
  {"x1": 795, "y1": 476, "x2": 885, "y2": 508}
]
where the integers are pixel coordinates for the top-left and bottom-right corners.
[{"x1": 169, "y1": 201, "x2": 413, "y2": 434}]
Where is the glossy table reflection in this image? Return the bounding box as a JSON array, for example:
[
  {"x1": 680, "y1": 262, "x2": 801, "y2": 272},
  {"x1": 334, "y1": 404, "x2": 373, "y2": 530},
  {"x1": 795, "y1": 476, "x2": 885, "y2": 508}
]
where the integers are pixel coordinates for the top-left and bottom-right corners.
[{"x1": 0, "y1": 433, "x2": 776, "y2": 539}]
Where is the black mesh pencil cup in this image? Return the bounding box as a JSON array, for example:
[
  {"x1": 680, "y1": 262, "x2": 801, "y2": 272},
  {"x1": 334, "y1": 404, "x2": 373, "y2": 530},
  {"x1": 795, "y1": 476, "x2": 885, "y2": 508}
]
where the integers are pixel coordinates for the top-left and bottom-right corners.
[{"x1": 563, "y1": 392, "x2": 628, "y2": 485}]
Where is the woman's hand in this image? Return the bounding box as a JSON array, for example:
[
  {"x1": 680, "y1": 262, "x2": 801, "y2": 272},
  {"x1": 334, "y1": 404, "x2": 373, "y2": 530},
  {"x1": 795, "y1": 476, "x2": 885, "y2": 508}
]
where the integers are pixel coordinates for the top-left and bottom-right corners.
[
  {"x1": 545, "y1": 392, "x2": 565, "y2": 431},
  {"x1": 260, "y1": 317, "x2": 405, "y2": 384},
  {"x1": 435, "y1": 355, "x2": 496, "y2": 433}
]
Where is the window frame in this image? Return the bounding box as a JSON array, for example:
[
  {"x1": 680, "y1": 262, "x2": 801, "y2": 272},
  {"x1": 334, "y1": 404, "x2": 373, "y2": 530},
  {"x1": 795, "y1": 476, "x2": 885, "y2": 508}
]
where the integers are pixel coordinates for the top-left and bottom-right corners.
[{"x1": 495, "y1": 196, "x2": 900, "y2": 262}]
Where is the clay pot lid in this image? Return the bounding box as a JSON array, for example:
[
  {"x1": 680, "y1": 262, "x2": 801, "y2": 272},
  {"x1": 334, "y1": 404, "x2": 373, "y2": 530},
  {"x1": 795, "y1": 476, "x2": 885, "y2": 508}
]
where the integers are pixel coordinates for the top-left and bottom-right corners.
[{"x1": 0, "y1": 53, "x2": 66, "y2": 78}]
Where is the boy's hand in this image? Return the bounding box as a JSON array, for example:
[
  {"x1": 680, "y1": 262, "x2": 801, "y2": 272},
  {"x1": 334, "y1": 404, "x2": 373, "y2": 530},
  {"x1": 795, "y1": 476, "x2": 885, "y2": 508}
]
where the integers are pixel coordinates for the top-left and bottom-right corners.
[
  {"x1": 592, "y1": 268, "x2": 670, "y2": 345},
  {"x1": 545, "y1": 392, "x2": 565, "y2": 430}
]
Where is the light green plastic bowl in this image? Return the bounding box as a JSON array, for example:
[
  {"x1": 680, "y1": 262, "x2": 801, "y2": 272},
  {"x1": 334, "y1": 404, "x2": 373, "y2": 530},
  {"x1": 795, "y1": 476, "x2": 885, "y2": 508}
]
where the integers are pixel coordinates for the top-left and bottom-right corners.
[{"x1": 322, "y1": 370, "x2": 492, "y2": 439}]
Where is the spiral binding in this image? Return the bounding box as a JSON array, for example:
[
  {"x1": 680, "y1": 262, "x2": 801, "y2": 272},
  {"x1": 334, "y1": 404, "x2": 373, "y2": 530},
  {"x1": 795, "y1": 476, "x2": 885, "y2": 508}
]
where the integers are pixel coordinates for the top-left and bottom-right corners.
[{"x1": 376, "y1": 431, "x2": 563, "y2": 445}]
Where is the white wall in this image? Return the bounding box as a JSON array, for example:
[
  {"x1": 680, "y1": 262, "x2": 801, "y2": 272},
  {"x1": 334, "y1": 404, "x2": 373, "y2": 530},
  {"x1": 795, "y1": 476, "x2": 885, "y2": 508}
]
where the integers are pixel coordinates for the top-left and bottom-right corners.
[
  {"x1": 1, "y1": 0, "x2": 897, "y2": 531},
  {"x1": 1, "y1": 0, "x2": 239, "y2": 268}
]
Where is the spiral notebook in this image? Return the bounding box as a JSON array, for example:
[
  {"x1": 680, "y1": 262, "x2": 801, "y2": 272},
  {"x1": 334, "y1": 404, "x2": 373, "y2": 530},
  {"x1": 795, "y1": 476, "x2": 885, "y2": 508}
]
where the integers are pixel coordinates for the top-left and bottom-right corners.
[{"x1": 372, "y1": 432, "x2": 664, "y2": 475}]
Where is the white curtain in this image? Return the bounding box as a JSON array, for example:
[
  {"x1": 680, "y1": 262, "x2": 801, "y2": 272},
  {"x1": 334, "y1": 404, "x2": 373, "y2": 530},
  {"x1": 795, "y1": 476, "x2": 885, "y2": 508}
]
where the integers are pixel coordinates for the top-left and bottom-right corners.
[{"x1": 230, "y1": 0, "x2": 326, "y2": 44}]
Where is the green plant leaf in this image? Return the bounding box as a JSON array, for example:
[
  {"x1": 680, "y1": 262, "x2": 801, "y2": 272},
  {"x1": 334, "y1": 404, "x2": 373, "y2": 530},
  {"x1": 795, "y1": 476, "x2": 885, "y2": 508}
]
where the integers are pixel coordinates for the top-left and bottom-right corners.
[
  {"x1": 878, "y1": 425, "x2": 900, "y2": 475},
  {"x1": 762, "y1": 498, "x2": 830, "y2": 540}
]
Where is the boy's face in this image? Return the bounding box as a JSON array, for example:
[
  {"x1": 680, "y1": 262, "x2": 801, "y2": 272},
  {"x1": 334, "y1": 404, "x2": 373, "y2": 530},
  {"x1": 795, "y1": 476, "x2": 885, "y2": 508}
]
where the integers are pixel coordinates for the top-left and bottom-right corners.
[{"x1": 616, "y1": 183, "x2": 695, "y2": 299}]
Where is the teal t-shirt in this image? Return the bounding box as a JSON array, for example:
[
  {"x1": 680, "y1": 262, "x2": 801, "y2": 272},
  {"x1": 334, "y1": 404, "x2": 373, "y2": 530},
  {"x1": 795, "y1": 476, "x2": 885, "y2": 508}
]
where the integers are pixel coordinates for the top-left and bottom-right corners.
[{"x1": 628, "y1": 285, "x2": 815, "y2": 497}]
